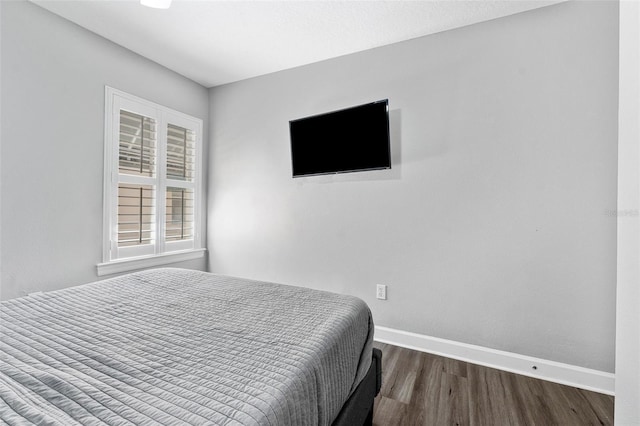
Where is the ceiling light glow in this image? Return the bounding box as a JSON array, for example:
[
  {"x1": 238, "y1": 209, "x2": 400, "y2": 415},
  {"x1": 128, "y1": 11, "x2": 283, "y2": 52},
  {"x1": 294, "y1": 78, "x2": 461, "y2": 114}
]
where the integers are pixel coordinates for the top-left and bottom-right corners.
[{"x1": 140, "y1": 0, "x2": 172, "y2": 9}]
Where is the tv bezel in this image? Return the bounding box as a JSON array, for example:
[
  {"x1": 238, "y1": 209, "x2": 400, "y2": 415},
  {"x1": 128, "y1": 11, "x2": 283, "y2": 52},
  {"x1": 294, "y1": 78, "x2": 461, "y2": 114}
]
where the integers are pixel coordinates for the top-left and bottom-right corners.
[{"x1": 289, "y1": 99, "x2": 391, "y2": 178}]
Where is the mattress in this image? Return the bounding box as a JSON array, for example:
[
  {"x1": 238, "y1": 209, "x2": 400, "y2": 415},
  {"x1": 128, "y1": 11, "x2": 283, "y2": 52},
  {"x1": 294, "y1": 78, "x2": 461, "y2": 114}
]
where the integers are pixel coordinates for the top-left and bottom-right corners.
[{"x1": 0, "y1": 268, "x2": 374, "y2": 425}]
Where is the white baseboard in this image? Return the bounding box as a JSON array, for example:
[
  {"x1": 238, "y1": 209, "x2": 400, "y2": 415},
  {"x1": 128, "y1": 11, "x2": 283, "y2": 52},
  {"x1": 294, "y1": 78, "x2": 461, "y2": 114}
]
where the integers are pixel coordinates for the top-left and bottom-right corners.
[{"x1": 374, "y1": 326, "x2": 615, "y2": 396}]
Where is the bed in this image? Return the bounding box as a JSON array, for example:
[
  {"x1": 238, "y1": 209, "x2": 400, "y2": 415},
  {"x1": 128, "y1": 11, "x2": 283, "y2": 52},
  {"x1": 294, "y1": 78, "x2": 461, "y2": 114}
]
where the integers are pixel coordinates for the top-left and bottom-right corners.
[{"x1": 0, "y1": 268, "x2": 381, "y2": 425}]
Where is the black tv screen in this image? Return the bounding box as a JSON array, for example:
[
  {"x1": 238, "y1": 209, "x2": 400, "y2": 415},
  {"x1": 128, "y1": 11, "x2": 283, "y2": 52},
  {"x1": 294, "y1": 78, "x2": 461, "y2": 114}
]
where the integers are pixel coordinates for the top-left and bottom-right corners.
[{"x1": 289, "y1": 99, "x2": 391, "y2": 177}]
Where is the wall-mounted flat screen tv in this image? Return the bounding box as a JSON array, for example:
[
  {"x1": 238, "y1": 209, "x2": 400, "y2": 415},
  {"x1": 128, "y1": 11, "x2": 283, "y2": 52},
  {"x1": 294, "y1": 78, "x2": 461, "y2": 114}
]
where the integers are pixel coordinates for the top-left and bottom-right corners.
[{"x1": 289, "y1": 99, "x2": 391, "y2": 177}]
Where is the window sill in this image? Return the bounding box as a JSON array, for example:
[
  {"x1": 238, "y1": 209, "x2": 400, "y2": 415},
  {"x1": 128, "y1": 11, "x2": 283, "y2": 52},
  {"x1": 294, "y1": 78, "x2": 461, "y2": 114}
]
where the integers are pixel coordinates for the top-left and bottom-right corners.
[{"x1": 97, "y1": 248, "x2": 207, "y2": 277}]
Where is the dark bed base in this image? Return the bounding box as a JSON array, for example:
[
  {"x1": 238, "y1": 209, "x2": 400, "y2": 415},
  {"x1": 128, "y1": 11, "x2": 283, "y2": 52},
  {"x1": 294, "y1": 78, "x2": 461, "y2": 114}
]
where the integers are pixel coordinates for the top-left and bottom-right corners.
[{"x1": 332, "y1": 347, "x2": 382, "y2": 426}]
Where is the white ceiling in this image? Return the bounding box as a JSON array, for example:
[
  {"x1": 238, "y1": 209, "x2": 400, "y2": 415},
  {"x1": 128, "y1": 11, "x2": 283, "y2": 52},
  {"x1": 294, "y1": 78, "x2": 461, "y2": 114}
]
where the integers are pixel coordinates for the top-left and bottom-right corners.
[{"x1": 31, "y1": 0, "x2": 564, "y2": 88}]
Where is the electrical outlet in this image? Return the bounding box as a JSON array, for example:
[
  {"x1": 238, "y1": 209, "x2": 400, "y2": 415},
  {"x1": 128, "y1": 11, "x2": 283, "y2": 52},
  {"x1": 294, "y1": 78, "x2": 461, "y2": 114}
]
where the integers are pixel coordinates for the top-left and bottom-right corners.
[{"x1": 376, "y1": 284, "x2": 387, "y2": 300}]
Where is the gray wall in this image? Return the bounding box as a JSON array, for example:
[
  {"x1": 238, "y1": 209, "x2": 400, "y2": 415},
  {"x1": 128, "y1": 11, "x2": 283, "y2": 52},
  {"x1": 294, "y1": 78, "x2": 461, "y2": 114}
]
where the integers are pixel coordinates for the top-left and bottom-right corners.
[
  {"x1": 208, "y1": 1, "x2": 618, "y2": 372},
  {"x1": 0, "y1": 1, "x2": 209, "y2": 300}
]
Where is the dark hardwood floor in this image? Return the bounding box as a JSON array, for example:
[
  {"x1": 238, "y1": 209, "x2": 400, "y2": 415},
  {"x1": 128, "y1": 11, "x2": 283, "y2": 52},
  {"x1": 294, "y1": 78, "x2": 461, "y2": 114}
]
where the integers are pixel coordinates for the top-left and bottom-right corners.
[{"x1": 372, "y1": 342, "x2": 614, "y2": 426}]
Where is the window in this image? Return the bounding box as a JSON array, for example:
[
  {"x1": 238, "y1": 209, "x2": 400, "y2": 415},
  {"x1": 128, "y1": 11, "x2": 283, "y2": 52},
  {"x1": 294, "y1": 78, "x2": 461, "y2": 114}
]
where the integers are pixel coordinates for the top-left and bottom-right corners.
[{"x1": 99, "y1": 87, "x2": 204, "y2": 275}]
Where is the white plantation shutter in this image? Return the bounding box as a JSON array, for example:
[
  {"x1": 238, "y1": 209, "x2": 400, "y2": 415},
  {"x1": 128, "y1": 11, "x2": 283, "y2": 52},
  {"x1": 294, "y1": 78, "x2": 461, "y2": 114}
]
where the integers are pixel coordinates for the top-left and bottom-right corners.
[
  {"x1": 165, "y1": 187, "x2": 194, "y2": 242},
  {"x1": 166, "y1": 124, "x2": 195, "y2": 181},
  {"x1": 164, "y1": 122, "x2": 195, "y2": 248},
  {"x1": 102, "y1": 87, "x2": 203, "y2": 266},
  {"x1": 163, "y1": 114, "x2": 199, "y2": 252},
  {"x1": 119, "y1": 111, "x2": 157, "y2": 177},
  {"x1": 117, "y1": 109, "x2": 158, "y2": 251},
  {"x1": 118, "y1": 184, "x2": 155, "y2": 247}
]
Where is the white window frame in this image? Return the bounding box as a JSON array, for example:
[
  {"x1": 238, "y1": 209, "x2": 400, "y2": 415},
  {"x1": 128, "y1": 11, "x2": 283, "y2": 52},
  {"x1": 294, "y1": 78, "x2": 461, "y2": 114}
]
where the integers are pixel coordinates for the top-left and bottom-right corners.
[{"x1": 98, "y1": 87, "x2": 205, "y2": 276}]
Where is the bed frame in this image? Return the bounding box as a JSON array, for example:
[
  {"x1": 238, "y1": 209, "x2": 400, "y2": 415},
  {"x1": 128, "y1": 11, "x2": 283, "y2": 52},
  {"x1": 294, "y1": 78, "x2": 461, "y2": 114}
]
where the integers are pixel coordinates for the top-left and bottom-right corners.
[{"x1": 332, "y1": 347, "x2": 382, "y2": 426}]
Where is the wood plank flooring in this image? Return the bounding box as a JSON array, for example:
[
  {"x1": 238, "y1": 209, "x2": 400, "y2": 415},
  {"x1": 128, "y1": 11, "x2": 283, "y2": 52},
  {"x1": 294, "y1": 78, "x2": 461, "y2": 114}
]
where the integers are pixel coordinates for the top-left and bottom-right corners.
[{"x1": 372, "y1": 342, "x2": 614, "y2": 426}]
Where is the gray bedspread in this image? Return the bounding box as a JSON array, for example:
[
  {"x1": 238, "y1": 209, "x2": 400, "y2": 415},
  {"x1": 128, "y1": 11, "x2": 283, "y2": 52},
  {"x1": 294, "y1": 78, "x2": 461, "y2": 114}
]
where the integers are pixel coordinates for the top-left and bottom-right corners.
[{"x1": 0, "y1": 268, "x2": 373, "y2": 425}]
